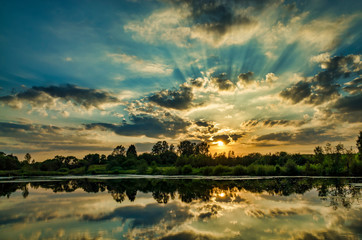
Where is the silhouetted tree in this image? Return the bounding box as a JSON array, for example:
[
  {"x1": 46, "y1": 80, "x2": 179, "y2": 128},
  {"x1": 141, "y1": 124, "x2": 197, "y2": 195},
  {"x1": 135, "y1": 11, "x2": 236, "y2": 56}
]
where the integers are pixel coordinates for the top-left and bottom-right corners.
[
  {"x1": 178, "y1": 140, "x2": 196, "y2": 156},
  {"x1": 314, "y1": 146, "x2": 324, "y2": 164},
  {"x1": 24, "y1": 153, "x2": 31, "y2": 164},
  {"x1": 152, "y1": 141, "x2": 169, "y2": 155},
  {"x1": 126, "y1": 145, "x2": 137, "y2": 158},
  {"x1": 195, "y1": 142, "x2": 210, "y2": 155},
  {"x1": 112, "y1": 145, "x2": 126, "y2": 156}
]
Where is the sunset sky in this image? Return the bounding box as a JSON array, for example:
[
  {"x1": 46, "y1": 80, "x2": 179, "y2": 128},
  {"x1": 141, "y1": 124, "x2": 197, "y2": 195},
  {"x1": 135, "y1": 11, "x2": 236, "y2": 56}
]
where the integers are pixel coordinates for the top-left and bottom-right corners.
[{"x1": 0, "y1": 0, "x2": 361, "y2": 160}]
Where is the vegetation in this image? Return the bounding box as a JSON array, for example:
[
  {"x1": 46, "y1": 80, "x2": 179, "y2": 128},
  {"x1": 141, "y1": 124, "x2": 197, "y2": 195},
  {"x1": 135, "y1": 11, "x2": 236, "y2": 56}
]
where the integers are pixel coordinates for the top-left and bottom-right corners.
[
  {"x1": 1, "y1": 132, "x2": 362, "y2": 176},
  {"x1": 1, "y1": 178, "x2": 360, "y2": 210}
]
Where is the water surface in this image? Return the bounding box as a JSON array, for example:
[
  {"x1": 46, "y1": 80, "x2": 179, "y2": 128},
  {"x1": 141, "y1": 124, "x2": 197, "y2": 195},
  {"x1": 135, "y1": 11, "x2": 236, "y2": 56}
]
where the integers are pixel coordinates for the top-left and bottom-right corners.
[{"x1": 0, "y1": 176, "x2": 361, "y2": 239}]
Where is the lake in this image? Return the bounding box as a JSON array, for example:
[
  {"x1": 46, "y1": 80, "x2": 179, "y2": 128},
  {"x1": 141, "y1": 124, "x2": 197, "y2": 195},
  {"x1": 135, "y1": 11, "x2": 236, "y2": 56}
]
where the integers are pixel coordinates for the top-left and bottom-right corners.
[{"x1": 0, "y1": 176, "x2": 361, "y2": 240}]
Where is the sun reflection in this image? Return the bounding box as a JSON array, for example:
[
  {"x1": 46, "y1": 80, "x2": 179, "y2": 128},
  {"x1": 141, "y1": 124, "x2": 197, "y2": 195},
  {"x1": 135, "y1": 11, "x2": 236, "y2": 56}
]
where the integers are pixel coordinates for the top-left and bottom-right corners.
[{"x1": 219, "y1": 192, "x2": 225, "y2": 197}]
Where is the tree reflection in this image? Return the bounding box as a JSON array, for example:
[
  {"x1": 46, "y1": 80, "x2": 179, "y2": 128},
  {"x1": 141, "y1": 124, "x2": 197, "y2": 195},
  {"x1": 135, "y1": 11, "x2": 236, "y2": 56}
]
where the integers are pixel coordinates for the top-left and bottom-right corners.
[{"x1": 0, "y1": 178, "x2": 360, "y2": 209}]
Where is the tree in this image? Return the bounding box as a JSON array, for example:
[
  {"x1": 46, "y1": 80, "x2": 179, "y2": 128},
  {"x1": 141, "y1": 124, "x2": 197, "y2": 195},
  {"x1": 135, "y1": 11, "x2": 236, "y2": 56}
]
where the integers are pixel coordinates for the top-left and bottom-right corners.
[
  {"x1": 314, "y1": 146, "x2": 324, "y2": 164},
  {"x1": 357, "y1": 131, "x2": 362, "y2": 160},
  {"x1": 195, "y1": 142, "x2": 210, "y2": 155},
  {"x1": 152, "y1": 141, "x2": 169, "y2": 155},
  {"x1": 112, "y1": 145, "x2": 126, "y2": 156},
  {"x1": 126, "y1": 145, "x2": 137, "y2": 158},
  {"x1": 178, "y1": 140, "x2": 196, "y2": 156},
  {"x1": 24, "y1": 153, "x2": 31, "y2": 164}
]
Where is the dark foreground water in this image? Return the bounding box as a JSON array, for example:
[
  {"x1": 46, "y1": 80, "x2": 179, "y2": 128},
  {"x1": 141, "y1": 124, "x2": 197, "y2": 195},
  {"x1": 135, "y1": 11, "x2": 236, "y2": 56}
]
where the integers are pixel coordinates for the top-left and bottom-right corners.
[{"x1": 0, "y1": 176, "x2": 361, "y2": 240}]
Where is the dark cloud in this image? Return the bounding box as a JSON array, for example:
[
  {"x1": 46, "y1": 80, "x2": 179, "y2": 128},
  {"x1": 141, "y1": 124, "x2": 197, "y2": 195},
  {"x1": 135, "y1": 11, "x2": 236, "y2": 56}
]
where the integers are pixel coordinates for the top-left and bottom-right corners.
[
  {"x1": 343, "y1": 77, "x2": 362, "y2": 95},
  {"x1": 171, "y1": 0, "x2": 277, "y2": 37},
  {"x1": 255, "y1": 127, "x2": 346, "y2": 145},
  {"x1": 211, "y1": 73, "x2": 235, "y2": 91},
  {"x1": 0, "y1": 121, "x2": 108, "y2": 153},
  {"x1": 160, "y1": 231, "x2": 214, "y2": 240},
  {"x1": 292, "y1": 229, "x2": 348, "y2": 240},
  {"x1": 280, "y1": 55, "x2": 361, "y2": 105},
  {"x1": 148, "y1": 85, "x2": 193, "y2": 110},
  {"x1": 189, "y1": 78, "x2": 204, "y2": 88},
  {"x1": 280, "y1": 81, "x2": 312, "y2": 104},
  {"x1": 0, "y1": 84, "x2": 118, "y2": 109},
  {"x1": 242, "y1": 119, "x2": 307, "y2": 128},
  {"x1": 84, "y1": 113, "x2": 190, "y2": 138},
  {"x1": 193, "y1": 120, "x2": 219, "y2": 135},
  {"x1": 333, "y1": 94, "x2": 362, "y2": 113},
  {"x1": 195, "y1": 120, "x2": 210, "y2": 127},
  {"x1": 328, "y1": 94, "x2": 362, "y2": 123},
  {"x1": 238, "y1": 71, "x2": 254, "y2": 85},
  {"x1": 83, "y1": 202, "x2": 192, "y2": 228},
  {"x1": 198, "y1": 204, "x2": 222, "y2": 220},
  {"x1": 212, "y1": 134, "x2": 243, "y2": 144}
]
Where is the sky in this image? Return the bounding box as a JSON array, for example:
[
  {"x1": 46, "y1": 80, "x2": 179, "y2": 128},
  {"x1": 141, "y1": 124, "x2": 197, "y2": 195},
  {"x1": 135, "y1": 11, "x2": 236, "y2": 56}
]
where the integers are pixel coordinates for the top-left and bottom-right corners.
[{"x1": 0, "y1": 0, "x2": 361, "y2": 160}]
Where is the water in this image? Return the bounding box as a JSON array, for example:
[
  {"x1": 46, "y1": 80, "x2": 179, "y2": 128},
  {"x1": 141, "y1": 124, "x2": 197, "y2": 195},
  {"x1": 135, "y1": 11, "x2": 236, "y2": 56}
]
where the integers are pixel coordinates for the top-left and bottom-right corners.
[{"x1": 0, "y1": 176, "x2": 361, "y2": 240}]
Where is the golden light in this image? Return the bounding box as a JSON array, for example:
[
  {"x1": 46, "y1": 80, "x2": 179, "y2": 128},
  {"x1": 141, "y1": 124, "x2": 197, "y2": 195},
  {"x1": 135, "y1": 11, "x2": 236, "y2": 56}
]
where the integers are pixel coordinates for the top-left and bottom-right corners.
[
  {"x1": 219, "y1": 192, "x2": 225, "y2": 197},
  {"x1": 216, "y1": 141, "x2": 224, "y2": 147}
]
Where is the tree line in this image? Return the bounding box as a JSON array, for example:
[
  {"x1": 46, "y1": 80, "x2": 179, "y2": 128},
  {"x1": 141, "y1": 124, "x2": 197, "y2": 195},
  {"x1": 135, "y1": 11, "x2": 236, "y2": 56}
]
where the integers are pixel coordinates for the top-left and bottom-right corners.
[
  {"x1": 1, "y1": 132, "x2": 361, "y2": 176},
  {"x1": 1, "y1": 178, "x2": 359, "y2": 209}
]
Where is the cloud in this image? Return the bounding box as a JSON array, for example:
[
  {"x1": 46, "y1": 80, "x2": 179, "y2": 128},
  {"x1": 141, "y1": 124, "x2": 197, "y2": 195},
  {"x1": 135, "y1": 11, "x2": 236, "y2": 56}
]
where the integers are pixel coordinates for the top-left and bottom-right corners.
[
  {"x1": 255, "y1": 127, "x2": 347, "y2": 145},
  {"x1": 280, "y1": 54, "x2": 361, "y2": 105},
  {"x1": 332, "y1": 94, "x2": 362, "y2": 113},
  {"x1": 0, "y1": 84, "x2": 119, "y2": 110},
  {"x1": 84, "y1": 113, "x2": 190, "y2": 138},
  {"x1": 291, "y1": 229, "x2": 348, "y2": 240},
  {"x1": 211, "y1": 73, "x2": 235, "y2": 91},
  {"x1": 343, "y1": 76, "x2": 362, "y2": 95},
  {"x1": 0, "y1": 121, "x2": 108, "y2": 153},
  {"x1": 189, "y1": 78, "x2": 205, "y2": 88},
  {"x1": 148, "y1": 85, "x2": 194, "y2": 110},
  {"x1": 82, "y1": 202, "x2": 192, "y2": 227},
  {"x1": 241, "y1": 119, "x2": 307, "y2": 129},
  {"x1": 124, "y1": 0, "x2": 279, "y2": 47},
  {"x1": 107, "y1": 53, "x2": 173, "y2": 75},
  {"x1": 159, "y1": 231, "x2": 215, "y2": 240},
  {"x1": 329, "y1": 94, "x2": 362, "y2": 122},
  {"x1": 212, "y1": 134, "x2": 243, "y2": 144},
  {"x1": 238, "y1": 71, "x2": 254, "y2": 86}
]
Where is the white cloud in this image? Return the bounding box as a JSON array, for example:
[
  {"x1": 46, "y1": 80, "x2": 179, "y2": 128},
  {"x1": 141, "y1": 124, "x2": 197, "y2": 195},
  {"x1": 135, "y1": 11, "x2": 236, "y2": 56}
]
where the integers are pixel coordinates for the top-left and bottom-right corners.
[{"x1": 107, "y1": 52, "x2": 173, "y2": 75}]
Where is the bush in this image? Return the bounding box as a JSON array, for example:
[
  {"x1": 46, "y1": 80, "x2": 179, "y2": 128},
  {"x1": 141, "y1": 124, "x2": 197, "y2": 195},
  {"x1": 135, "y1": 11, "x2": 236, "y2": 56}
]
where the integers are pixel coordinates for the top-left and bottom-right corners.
[
  {"x1": 151, "y1": 166, "x2": 162, "y2": 175},
  {"x1": 136, "y1": 161, "x2": 148, "y2": 174},
  {"x1": 285, "y1": 159, "x2": 298, "y2": 175},
  {"x1": 201, "y1": 166, "x2": 213, "y2": 176},
  {"x1": 164, "y1": 167, "x2": 179, "y2": 175},
  {"x1": 232, "y1": 165, "x2": 246, "y2": 176},
  {"x1": 182, "y1": 165, "x2": 193, "y2": 175},
  {"x1": 213, "y1": 165, "x2": 227, "y2": 176}
]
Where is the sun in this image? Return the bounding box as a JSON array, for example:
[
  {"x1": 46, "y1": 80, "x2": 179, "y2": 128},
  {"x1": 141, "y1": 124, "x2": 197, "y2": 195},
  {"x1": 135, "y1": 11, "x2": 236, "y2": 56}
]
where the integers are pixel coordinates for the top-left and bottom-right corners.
[{"x1": 216, "y1": 141, "x2": 224, "y2": 147}]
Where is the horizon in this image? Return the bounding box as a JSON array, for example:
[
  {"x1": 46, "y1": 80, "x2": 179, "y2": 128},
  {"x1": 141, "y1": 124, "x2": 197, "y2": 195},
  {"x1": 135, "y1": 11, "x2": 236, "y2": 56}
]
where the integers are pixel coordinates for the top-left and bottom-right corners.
[{"x1": 0, "y1": 0, "x2": 361, "y2": 161}]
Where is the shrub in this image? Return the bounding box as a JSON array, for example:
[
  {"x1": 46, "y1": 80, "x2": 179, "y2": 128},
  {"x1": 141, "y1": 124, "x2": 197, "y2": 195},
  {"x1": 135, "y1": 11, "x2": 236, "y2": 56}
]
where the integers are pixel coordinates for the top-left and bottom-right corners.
[
  {"x1": 200, "y1": 166, "x2": 213, "y2": 176},
  {"x1": 285, "y1": 159, "x2": 298, "y2": 175},
  {"x1": 136, "y1": 161, "x2": 148, "y2": 174},
  {"x1": 182, "y1": 165, "x2": 193, "y2": 175},
  {"x1": 213, "y1": 165, "x2": 227, "y2": 176},
  {"x1": 232, "y1": 165, "x2": 246, "y2": 175}
]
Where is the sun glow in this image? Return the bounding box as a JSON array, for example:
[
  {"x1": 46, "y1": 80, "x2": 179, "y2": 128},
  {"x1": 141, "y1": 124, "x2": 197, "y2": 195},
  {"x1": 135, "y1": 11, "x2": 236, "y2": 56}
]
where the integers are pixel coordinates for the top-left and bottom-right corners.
[
  {"x1": 219, "y1": 192, "x2": 225, "y2": 197},
  {"x1": 216, "y1": 141, "x2": 224, "y2": 147}
]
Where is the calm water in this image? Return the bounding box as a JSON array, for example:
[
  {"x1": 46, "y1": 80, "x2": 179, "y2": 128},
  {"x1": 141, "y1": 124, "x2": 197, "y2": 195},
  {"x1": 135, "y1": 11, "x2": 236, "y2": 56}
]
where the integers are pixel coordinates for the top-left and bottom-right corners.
[{"x1": 0, "y1": 176, "x2": 361, "y2": 240}]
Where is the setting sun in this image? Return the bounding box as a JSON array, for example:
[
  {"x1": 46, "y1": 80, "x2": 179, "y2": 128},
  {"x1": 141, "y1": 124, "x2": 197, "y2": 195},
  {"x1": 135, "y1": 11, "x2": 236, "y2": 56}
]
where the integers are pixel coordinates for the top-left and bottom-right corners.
[{"x1": 217, "y1": 141, "x2": 224, "y2": 147}]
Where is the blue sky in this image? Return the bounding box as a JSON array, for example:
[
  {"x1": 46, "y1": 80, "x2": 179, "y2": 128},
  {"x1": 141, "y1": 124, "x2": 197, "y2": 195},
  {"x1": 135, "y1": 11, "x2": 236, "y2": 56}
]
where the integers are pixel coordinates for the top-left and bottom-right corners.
[{"x1": 0, "y1": 0, "x2": 361, "y2": 160}]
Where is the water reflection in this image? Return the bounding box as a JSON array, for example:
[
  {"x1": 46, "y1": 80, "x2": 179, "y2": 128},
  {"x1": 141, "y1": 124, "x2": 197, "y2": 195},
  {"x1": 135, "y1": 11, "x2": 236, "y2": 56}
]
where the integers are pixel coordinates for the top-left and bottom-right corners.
[{"x1": 0, "y1": 177, "x2": 361, "y2": 239}]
